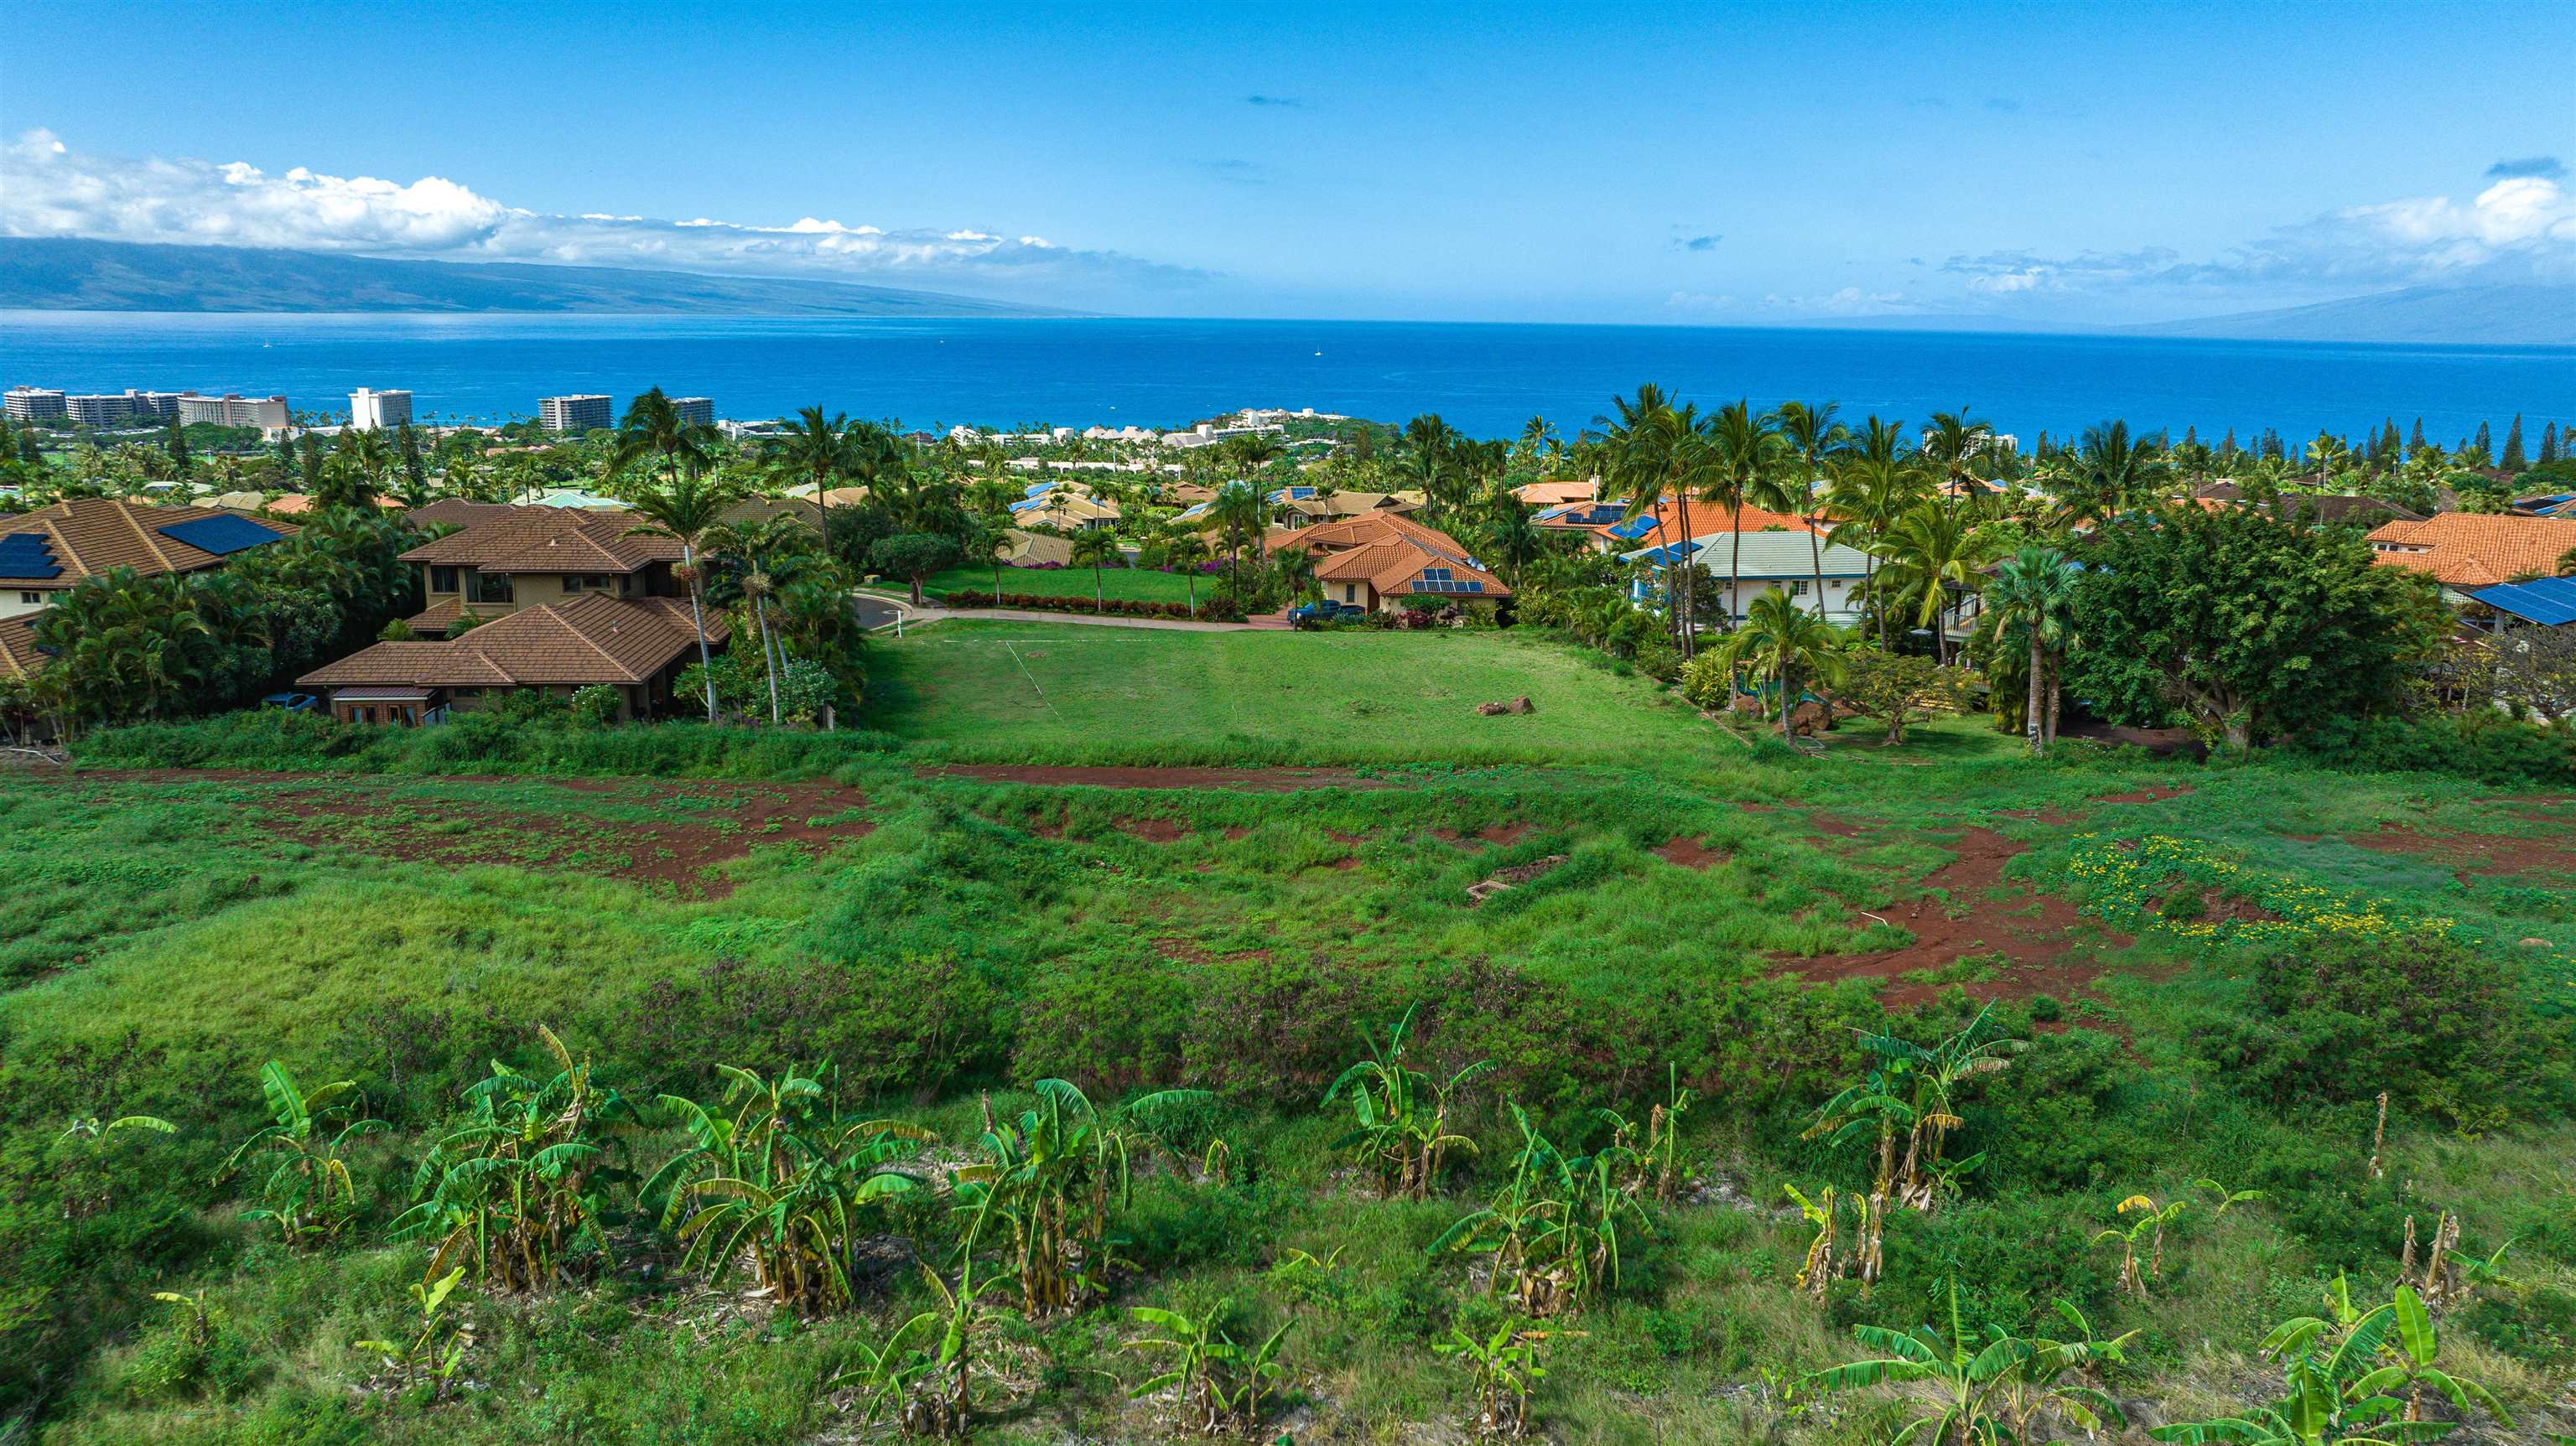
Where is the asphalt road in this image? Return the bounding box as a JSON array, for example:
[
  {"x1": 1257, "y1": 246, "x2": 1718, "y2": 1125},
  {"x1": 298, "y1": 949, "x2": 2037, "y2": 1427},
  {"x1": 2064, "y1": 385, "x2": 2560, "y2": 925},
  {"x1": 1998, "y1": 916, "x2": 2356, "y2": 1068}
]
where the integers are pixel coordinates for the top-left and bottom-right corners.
[{"x1": 853, "y1": 594, "x2": 906, "y2": 630}]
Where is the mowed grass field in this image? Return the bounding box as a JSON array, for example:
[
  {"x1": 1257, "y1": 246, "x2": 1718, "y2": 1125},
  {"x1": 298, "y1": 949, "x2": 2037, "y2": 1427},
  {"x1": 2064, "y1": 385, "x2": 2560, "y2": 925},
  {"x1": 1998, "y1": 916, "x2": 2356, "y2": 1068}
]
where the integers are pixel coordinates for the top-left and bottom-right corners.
[
  {"x1": 918, "y1": 562, "x2": 1206, "y2": 604},
  {"x1": 10, "y1": 622, "x2": 2576, "y2": 1444},
  {"x1": 868, "y1": 620, "x2": 1725, "y2": 766}
]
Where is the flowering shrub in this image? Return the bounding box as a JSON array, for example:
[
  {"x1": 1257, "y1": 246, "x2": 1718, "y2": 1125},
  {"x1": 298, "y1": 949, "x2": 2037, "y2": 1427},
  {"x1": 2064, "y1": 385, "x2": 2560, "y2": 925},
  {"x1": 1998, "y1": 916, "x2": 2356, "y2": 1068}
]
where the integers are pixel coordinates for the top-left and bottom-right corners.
[
  {"x1": 2059, "y1": 833, "x2": 2449, "y2": 946},
  {"x1": 941, "y1": 592, "x2": 1196, "y2": 619}
]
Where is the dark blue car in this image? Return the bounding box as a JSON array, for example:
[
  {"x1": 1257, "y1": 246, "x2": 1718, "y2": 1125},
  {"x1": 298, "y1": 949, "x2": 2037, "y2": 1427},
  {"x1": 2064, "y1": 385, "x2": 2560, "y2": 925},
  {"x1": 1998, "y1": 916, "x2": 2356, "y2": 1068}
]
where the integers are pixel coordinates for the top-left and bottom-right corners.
[{"x1": 260, "y1": 692, "x2": 321, "y2": 713}]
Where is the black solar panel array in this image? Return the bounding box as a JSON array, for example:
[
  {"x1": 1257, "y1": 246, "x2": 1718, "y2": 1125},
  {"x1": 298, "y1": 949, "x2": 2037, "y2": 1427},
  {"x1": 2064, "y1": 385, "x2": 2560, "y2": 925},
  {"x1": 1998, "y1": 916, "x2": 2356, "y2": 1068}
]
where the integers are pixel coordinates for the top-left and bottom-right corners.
[{"x1": 0, "y1": 532, "x2": 61, "y2": 579}]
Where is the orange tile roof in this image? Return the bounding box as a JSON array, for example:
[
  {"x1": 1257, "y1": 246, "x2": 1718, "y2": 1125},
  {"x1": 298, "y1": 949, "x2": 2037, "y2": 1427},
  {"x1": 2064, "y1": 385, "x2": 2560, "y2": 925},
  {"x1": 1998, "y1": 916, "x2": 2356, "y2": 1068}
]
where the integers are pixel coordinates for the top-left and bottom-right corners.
[
  {"x1": 401, "y1": 506, "x2": 683, "y2": 574},
  {"x1": 2366, "y1": 512, "x2": 2576, "y2": 588},
  {"x1": 1276, "y1": 513, "x2": 1511, "y2": 598},
  {"x1": 300, "y1": 593, "x2": 726, "y2": 689},
  {"x1": 0, "y1": 497, "x2": 299, "y2": 593}
]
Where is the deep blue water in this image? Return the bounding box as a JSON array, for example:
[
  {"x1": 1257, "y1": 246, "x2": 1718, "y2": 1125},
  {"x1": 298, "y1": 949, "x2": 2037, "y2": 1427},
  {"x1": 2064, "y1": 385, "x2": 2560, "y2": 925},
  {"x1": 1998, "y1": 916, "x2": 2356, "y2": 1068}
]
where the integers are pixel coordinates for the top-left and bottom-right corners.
[{"x1": 3, "y1": 311, "x2": 2568, "y2": 445}]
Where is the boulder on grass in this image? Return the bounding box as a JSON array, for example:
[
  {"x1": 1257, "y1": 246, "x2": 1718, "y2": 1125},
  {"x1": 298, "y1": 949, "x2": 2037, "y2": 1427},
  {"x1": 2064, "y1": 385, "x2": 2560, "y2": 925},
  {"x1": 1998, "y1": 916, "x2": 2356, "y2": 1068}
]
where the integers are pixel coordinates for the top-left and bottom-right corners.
[
  {"x1": 1476, "y1": 702, "x2": 1511, "y2": 716},
  {"x1": 1510, "y1": 696, "x2": 1535, "y2": 714}
]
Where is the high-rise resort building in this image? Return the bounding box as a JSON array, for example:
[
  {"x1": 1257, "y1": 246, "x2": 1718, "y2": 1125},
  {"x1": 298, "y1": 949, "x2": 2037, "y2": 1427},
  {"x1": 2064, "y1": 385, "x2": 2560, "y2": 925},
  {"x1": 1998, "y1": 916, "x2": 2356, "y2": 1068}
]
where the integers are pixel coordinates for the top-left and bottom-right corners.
[
  {"x1": 175, "y1": 393, "x2": 293, "y2": 434},
  {"x1": 51, "y1": 391, "x2": 190, "y2": 425},
  {"x1": 4, "y1": 387, "x2": 66, "y2": 422},
  {"x1": 673, "y1": 396, "x2": 715, "y2": 427},
  {"x1": 539, "y1": 394, "x2": 614, "y2": 433},
  {"x1": 349, "y1": 387, "x2": 415, "y2": 431}
]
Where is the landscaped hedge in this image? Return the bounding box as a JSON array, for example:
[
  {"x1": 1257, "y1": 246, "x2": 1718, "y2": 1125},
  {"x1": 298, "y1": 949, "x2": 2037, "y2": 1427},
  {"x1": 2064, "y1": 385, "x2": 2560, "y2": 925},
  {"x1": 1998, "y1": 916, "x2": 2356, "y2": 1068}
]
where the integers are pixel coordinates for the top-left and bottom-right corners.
[
  {"x1": 943, "y1": 591, "x2": 1207, "y2": 620},
  {"x1": 76, "y1": 709, "x2": 903, "y2": 780}
]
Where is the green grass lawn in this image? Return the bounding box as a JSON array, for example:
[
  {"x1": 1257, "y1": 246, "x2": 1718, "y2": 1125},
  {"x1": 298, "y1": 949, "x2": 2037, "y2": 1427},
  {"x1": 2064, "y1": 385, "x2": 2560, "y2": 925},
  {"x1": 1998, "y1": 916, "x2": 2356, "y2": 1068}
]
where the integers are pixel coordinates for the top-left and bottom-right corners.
[
  {"x1": 12, "y1": 623, "x2": 2576, "y2": 1444},
  {"x1": 918, "y1": 562, "x2": 1207, "y2": 605},
  {"x1": 868, "y1": 621, "x2": 1732, "y2": 767}
]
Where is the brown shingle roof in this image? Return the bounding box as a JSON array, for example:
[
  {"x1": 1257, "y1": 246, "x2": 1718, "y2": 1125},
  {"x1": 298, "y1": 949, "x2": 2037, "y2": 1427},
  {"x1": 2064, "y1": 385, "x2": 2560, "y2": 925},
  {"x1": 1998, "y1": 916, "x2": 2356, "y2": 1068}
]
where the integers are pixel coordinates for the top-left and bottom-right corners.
[
  {"x1": 0, "y1": 497, "x2": 299, "y2": 593},
  {"x1": 2366, "y1": 512, "x2": 2576, "y2": 587},
  {"x1": 0, "y1": 613, "x2": 44, "y2": 678},
  {"x1": 299, "y1": 593, "x2": 726, "y2": 689},
  {"x1": 1283, "y1": 515, "x2": 1512, "y2": 598},
  {"x1": 400, "y1": 506, "x2": 682, "y2": 574}
]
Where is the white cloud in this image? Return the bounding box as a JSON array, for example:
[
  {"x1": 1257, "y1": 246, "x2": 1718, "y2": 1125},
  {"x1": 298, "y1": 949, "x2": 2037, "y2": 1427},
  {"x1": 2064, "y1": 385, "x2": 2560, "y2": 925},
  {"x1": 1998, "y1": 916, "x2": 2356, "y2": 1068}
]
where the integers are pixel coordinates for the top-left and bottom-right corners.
[
  {"x1": 0, "y1": 129, "x2": 1203, "y2": 306},
  {"x1": 1941, "y1": 176, "x2": 2576, "y2": 303}
]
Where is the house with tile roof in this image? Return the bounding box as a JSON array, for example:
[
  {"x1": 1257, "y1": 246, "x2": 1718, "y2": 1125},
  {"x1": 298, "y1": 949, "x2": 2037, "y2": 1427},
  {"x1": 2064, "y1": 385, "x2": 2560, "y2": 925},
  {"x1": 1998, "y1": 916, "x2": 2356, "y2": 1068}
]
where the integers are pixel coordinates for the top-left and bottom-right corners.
[
  {"x1": 1269, "y1": 513, "x2": 1509, "y2": 613},
  {"x1": 0, "y1": 497, "x2": 298, "y2": 624},
  {"x1": 298, "y1": 590, "x2": 728, "y2": 724},
  {"x1": 2366, "y1": 512, "x2": 2576, "y2": 595},
  {"x1": 397, "y1": 505, "x2": 688, "y2": 635},
  {"x1": 1535, "y1": 498, "x2": 1819, "y2": 556},
  {"x1": 1621, "y1": 529, "x2": 1873, "y2": 623}
]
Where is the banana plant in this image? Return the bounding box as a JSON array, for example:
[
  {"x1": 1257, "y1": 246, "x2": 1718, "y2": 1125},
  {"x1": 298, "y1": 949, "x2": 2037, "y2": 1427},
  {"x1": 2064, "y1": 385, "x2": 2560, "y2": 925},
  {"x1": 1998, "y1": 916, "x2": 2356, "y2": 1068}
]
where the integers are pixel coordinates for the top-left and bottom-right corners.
[
  {"x1": 1992, "y1": 1299, "x2": 2138, "y2": 1442},
  {"x1": 2153, "y1": 1277, "x2": 2511, "y2": 1444},
  {"x1": 1784, "y1": 1184, "x2": 1841, "y2": 1298},
  {"x1": 1435, "y1": 1321, "x2": 1577, "y2": 1438},
  {"x1": 216, "y1": 1061, "x2": 384, "y2": 1250},
  {"x1": 841, "y1": 1237, "x2": 1021, "y2": 1440},
  {"x1": 1801, "y1": 1279, "x2": 2033, "y2": 1446},
  {"x1": 1126, "y1": 1303, "x2": 1293, "y2": 1437},
  {"x1": 2195, "y1": 1178, "x2": 2267, "y2": 1215},
  {"x1": 55, "y1": 1112, "x2": 175, "y2": 1221},
  {"x1": 1322, "y1": 1003, "x2": 1492, "y2": 1200},
  {"x1": 1589, "y1": 1062, "x2": 1693, "y2": 1203},
  {"x1": 2094, "y1": 1193, "x2": 2187, "y2": 1298},
  {"x1": 354, "y1": 1266, "x2": 473, "y2": 1403},
  {"x1": 645, "y1": 1063, "x2": 932, "y2": 1317},
  {"x1": 392, "y1": 1025, "x2": 646, "y2": 1291},
  {"x1": 948, "y1": 1078, "x2": 1210, "y2": 1318},
  {"x1": 1431, "y1": 1104, "x2": 1647, "y2": 1318}
]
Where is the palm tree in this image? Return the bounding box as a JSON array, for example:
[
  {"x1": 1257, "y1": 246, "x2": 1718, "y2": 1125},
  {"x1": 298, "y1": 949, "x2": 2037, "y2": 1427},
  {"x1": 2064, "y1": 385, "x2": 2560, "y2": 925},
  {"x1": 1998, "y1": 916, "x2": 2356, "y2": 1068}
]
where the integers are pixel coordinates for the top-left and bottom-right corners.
[
  {"x1": 625, "y1": 469, "x2": 742, "y2": 722},
  {"x1": 1875, "y1": 501, "x2": 1992, "y2": 666},
  {"x1": 1704, "y1": 399, "x2": 1787, "y2": 636},
  {"x1": 1826, "y1": 454, "x2": 1934, "y2": 649},
  {"x1": 1271, "y1": 542, "x2": 1317, "y2": 606},
  {"x1": 1166, "y1": 531, "x2": 1211, "y2": 617},
  {"x1": 1772, "y1": 400, "x2": 1849, "y2": 606},
  {"x1": 1920, "y1": 407, "x2": 1995, "y2": 519},
  {"x1": 2054, "y1": 421, "x2": 2171, "y2": 531},
  {"x1": 610, "y1": 387, "x2": 717, "y2": 495},
  {"x1": 1983, "y1": 546, "x2": 2080, "y2": 755},
  {"x1": 1716, "y1": 588, "x2": 1848, "y2": 738},
  {"x1": 1517, "y1": 414, "x2": 1556, "y2": 462},
  {"x1": 1212, "y1": 479, "x2": 1265, "y2": 599},
  {"x1": 1599, "y1": 386, "x2": 1709, "y2": 652},
  {"x1": 709, "y1": 516, "x2": 813, "y2": 724},
  {"x1": 1069, "y1": 529, "x2": 1121, "y2": 612},
  {"x1": 765, "y1": 407, "x2": 855, "y2": 557}
]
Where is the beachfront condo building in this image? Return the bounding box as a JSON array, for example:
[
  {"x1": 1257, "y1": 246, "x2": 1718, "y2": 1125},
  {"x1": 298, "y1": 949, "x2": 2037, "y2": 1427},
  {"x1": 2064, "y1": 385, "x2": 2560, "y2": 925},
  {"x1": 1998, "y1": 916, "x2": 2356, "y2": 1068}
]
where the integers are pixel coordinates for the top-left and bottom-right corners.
[
  {"x1": 349, "y1": 388, "x2": 414, "y2": 431},
  {"x1": 540, "y1": 394, "x2": 614, "y2": 433},
  {"x1": 673, "y1": 396, "x2": 714, "y2": 426},
  {"x1": 5, "y1": 387, "x2": 66, "y2": 422},
  {"x1": 175, "y1": 393, "x2": 292, "y2": 433}
]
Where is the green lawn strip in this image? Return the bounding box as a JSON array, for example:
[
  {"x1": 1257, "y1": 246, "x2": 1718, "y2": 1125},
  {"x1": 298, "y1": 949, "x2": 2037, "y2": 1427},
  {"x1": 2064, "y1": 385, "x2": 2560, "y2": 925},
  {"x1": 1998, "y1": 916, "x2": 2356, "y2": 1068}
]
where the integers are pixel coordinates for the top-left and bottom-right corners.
[{"x1": 919, "y1": 562, "x2": 1208, "y2": 605}]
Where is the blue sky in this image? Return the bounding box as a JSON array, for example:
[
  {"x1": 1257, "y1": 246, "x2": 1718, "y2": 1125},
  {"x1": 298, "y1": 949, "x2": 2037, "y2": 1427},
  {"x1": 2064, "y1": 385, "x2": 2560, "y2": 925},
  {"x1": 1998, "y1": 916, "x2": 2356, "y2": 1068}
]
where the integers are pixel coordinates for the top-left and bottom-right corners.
[{"x1": 5, "y1": 0, "x2": 2571, "y2": 324}]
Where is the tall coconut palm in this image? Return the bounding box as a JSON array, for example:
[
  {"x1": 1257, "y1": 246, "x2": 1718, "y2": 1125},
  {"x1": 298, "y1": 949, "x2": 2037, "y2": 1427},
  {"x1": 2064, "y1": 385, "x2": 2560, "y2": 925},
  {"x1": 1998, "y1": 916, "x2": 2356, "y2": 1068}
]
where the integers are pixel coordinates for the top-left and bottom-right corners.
[
  {"x1": 1920, "y1": 407, "x2": 1995, "y2": 520},
  {"x1": 611, "y1": 387, "x2": 718, "y2": 499},
  {"x1": 1069, "y1": 529, "x2": 1121, "y2": 613},
  {"x1": 765, "y1": 407, "x2": 855, "y2": 557},
  {"x1": 1166, "y1": 531, "x2": 1211, "y2": 617},
  {"x1": 1874, "y1": 501, "x2": 1992, "y2": 665},
  {"x1": 1212, "y1": 479, "x2": 1265, "y2": 599},
  {"x1": 1983, "y1": 547, "x2": 2080, "y2": 756},
  {"x1": 2054, "y1": 421, "x2": 2171, "y2": 531},
  {"x1": 1716, "y1": 588, "x2": 1848, "y2": 739},
  {"x1": 1599, "y1": 386, "x2": 1711, "y2": 653},
  {"x1": 1703, "y1": 399, "x2": 1787, "y2": 637},
  {"x1": 1826, "y1": 455, "x2": 1934, "y2": 649},
  {"x1": 625, "y1": 469, "x2": 742, "y2": 722},
  {"x1": 1772, "y1": 400, "x2": 1850, "y2": 607}
]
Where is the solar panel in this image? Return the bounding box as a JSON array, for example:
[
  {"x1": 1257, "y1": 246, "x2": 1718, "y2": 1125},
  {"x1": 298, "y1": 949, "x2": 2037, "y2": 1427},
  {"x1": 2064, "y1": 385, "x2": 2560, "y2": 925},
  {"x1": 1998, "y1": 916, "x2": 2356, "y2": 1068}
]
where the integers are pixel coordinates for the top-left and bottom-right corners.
[
  {"x1": 2470, "y1": 576, "x2": 2576, "y2": 626},
  {"x1": 1608, "y1": 515, "x2": 1657, "y2": 540},
  {"x1": 0, "y1": 532, "x2": 60, "y2": 579},
  {"x1": 157, "y1": 515, "x2": 286, "y2": 557}
]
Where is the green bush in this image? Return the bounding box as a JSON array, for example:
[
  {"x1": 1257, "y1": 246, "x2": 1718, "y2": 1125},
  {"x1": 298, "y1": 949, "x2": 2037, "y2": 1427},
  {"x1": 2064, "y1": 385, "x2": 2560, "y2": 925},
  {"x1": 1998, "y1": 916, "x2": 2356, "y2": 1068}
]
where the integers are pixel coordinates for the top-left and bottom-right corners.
[
  {"x1": 568, "y1": 684, "x2": 621, "y2": 728},
  {"x1": 2283, "y1": 713, "x2": 2576, "y2": 785}
]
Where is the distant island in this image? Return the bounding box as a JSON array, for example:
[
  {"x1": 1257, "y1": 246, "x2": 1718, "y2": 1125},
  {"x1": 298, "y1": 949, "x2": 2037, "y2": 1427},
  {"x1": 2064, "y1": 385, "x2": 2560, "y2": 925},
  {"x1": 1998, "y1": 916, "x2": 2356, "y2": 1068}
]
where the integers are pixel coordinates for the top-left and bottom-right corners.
[{"x1": 0, "y1": 238, "x2": 1078, "y2": 318}]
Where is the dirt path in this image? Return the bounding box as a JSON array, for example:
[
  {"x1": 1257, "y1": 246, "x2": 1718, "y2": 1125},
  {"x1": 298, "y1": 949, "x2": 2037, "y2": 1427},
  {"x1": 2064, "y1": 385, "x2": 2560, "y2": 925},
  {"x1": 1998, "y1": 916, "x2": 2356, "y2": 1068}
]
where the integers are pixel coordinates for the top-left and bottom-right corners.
[
  {"x1": 64, "y1": 770, "x2": 874, "y2": 899},
  {"x1": 1772, "y1": 826, "x2": 2127, "y2": 1009},
  {"x1": 920, "y1": 764, "x2": 1386, "y2": 791}
]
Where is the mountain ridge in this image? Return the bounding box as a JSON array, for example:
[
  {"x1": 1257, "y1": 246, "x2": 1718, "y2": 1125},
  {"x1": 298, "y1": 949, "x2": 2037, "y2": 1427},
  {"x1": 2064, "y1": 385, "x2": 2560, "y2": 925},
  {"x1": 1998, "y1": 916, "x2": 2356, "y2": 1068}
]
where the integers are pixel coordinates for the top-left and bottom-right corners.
[{"x1": 0, "y1": 238, "x2": 1079, "y2": 317}]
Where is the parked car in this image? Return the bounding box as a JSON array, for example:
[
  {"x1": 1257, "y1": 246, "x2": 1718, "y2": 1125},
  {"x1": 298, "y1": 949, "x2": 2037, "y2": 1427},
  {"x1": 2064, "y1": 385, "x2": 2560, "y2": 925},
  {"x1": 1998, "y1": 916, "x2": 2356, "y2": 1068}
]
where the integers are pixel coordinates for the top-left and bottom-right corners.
[
  {"x1": 1288, "y1": 599, "x2": 1365, "y2": 630},
  {"x1": 260, "y1": 692, "x2": 321, "y2": 713}
]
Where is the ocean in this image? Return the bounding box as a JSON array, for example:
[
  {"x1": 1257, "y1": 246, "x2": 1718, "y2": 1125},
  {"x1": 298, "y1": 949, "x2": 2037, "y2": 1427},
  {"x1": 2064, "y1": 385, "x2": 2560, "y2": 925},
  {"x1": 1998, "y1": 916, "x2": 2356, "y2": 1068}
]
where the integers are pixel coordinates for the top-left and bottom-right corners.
[{"x1": 3, "y1": 311, "x2": 2568, "y2": 446}]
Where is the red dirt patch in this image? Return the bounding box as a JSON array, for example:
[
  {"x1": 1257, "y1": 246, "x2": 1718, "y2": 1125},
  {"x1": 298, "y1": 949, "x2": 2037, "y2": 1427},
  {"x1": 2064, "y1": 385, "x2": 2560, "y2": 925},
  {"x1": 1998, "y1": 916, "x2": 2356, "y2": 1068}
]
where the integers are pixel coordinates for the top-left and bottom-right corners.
[
  {"x1": 1652, "y1": 835, "x2": 1729, "y2": 869},
  {"x1": 1119, "y1": 816, "x2": 1190, "y2": 842},
  {"x1": 1807, "y1": 812, "x2": 1865, "y2": 837},
  {"x1": 2344, "y1": 822, "x2": 2576, "y2": 879},
  {"x1": 1771, "y1": 826, "x2": 2128, "y2": 1010},
  {"x1": 206, "y1": 776, "x2": 874, "y2": 899},
  {"x1": 1998, "y1": 808, "x2": 2082, "y2": 825},
  {"x1": 2096, "y1": 785, "x2": 2194, "y2": 804},
  {"x1": 922, "y1": 765, "x2": 1384, "y2": 791},
  {"x1": 1433, "y1": 823, "x2": 1528, "y2": 848},
  {"x1": 1222, "y1": 825, "x2": 1252, "y2": 841},
  {"x1": 1326, "y1": 829, "x2": 1368, "y2": 845}
]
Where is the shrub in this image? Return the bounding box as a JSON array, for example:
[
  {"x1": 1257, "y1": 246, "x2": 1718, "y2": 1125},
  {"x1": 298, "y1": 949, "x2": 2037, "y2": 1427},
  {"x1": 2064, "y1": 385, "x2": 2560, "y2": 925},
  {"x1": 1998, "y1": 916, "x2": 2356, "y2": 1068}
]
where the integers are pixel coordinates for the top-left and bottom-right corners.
[
  {"x1": 2194, "y1": 930, "x2": 2566, "y2": 1124},
  {"x1": 2283, "y1": 713, "x2": 2575, "y2": 786},
  {"x1": 569, "y1": 684, "x2": 621, "y2": 728}
]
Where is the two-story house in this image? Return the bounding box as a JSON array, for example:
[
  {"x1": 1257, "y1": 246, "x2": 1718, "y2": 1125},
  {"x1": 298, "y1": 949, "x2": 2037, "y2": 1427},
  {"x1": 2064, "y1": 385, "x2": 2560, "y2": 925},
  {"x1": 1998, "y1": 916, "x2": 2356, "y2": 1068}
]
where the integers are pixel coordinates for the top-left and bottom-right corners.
[{"x1": 400, "y1": 506, "x2": 688, "y2": 635}]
